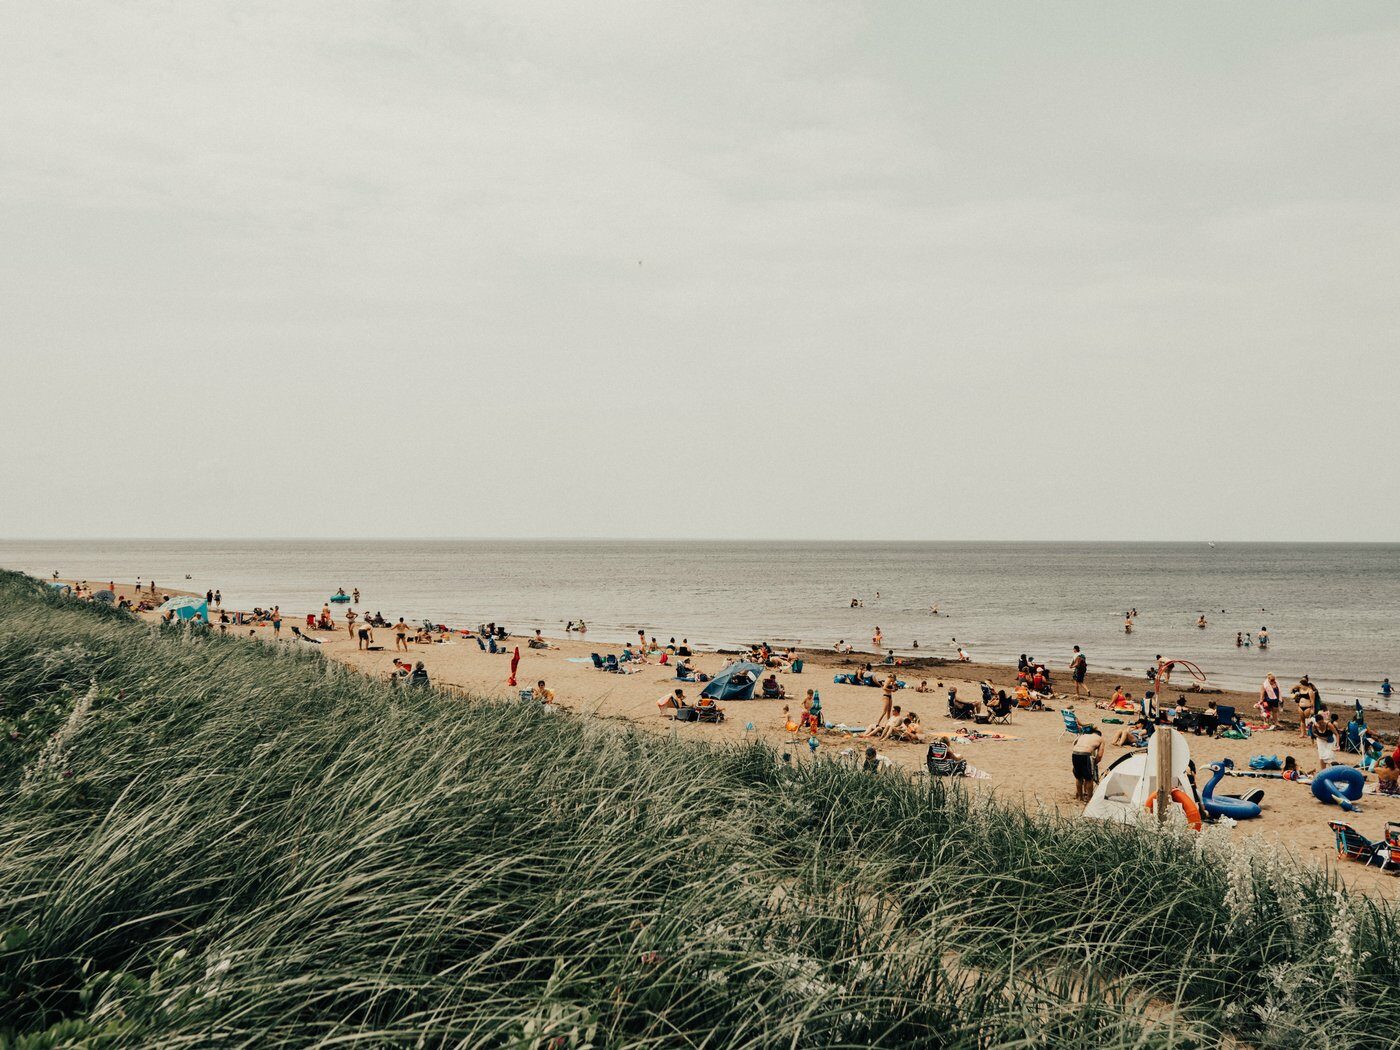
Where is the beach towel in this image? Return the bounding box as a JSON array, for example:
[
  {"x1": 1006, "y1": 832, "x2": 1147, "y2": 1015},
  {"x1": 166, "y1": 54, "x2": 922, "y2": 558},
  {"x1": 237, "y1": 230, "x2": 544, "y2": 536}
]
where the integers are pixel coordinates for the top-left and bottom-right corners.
[{"x1": 952, "y1": 729, "x2": 1018, "y2": 742}]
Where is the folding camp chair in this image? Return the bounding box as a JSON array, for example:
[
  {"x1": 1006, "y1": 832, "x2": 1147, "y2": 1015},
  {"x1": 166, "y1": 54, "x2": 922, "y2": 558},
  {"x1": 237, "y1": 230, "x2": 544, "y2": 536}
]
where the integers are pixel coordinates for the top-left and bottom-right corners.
[
  {"x1": 1061, "y1": 709, "x2": 1095, "y2": 736},
  {"x1": 590, "y1": 652, "x2": 605, "y2": 669},
  {"x1": 1214, "y1": 705, "x2": 1247, "y2": 737},
  {"x1": 987, "y1": 691, "x2": 1014, "y2": 725},
  {"x1": 476, "y1": 636, "x2": 487, "y2": 651},
  {"x1": 1328, "y1": 821, "x2": 1395, "y2": 870},
  {"x1": 926, "y1": 740, "x2": 967, "y2": 778}
]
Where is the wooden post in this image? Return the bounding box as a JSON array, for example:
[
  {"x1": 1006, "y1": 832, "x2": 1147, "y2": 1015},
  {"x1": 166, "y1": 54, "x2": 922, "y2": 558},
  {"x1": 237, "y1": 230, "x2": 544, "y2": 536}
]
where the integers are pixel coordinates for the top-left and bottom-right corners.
[{"x1": 1155, "y1": 725, "x2": 1172, "y2": 823}]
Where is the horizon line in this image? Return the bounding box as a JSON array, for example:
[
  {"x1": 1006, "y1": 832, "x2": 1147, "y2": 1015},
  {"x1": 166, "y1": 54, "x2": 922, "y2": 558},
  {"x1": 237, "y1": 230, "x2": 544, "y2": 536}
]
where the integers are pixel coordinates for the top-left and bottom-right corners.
[{"x1": 4, "y1": 536, "x2": 1398, "y2": 546}]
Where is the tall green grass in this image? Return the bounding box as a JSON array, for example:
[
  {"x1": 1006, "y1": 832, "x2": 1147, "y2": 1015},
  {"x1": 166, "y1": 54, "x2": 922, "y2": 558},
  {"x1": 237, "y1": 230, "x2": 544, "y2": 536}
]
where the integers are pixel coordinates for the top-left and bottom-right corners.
[{"x1": 0, "y1": 568, "x2": 1395, "y2": 1047}]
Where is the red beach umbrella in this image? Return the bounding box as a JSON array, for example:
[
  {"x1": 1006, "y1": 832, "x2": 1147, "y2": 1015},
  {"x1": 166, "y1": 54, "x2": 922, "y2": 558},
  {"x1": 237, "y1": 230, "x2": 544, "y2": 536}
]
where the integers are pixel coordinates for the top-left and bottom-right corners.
[{"x1": 508, "y1": 646, "x2": 520, "y2": 687}]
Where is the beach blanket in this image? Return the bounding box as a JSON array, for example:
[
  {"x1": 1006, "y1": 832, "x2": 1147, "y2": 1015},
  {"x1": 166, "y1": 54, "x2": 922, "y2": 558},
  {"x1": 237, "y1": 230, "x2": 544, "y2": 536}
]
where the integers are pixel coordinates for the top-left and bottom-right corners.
[
  {"x1": 962, "y1": 766, "x2": 992, "y2": 780},
  {"x1": 565, "y1": 657, "x2": 594, "y2": 664},
  {"x1": 828, "y1": 724, "x2": 868, "y2": 734},
  {"x1": 952, "y1": 729, "x2": 1018, "y2": 742}
]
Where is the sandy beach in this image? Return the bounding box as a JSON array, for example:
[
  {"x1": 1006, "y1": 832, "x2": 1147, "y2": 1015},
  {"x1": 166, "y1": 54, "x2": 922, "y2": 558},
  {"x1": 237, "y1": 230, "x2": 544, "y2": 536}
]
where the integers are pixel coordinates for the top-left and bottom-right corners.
[{"x1": 94, "y1": 578, "x2": 1400, "y2": 899}]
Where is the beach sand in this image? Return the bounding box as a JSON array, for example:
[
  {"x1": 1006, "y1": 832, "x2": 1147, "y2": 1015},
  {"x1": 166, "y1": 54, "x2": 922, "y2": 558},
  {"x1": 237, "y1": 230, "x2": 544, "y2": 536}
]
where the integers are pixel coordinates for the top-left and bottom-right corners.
[{"x1": 131, "y1": 586, "x2": 1393, "y2": 900}]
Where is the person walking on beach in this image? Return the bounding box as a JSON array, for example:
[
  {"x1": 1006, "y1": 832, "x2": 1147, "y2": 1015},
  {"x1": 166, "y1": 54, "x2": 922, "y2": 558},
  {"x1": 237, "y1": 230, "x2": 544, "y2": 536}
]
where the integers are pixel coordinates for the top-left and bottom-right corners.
[
  {"x1": 346, "y1": 607, "x2": 358, "y2": 637},
  {"x1": 272, "y1": 608, "x2": 282, "y2": 639},
  {"x1": 1070, "y1": 645, "x2": 1088, "y2": 699},
  {"x1": 394, "y1": 618, "x2": 409, "y2": 651},
  {"x1": 214, "y1": 589, "x2": 221, "y2": 607}
]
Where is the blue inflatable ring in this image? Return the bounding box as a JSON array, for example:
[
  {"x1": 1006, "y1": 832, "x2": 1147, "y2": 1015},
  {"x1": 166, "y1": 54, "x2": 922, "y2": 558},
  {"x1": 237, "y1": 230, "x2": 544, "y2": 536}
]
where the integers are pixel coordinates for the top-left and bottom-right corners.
[{"x1": 1311, "y1": 765, "x2": 1365, "y2": 805}]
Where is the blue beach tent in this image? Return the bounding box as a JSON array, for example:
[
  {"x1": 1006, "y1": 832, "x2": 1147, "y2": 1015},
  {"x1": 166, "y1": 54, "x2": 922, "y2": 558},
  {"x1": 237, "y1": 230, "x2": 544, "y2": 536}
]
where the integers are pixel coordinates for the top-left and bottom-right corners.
[
  {"x1": 159, "y1": 595, "x2": 210, "y2": 622},
  {"x1": 701, "y1": 661, "x2": 764, "y2": 701}
]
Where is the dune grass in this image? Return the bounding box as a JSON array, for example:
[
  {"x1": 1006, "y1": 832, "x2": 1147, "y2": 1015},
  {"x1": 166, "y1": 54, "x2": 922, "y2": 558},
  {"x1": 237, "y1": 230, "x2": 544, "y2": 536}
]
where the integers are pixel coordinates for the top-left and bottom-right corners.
[{"x1": 0, "y1": 568, "x2": 1396, "y2": 1047}]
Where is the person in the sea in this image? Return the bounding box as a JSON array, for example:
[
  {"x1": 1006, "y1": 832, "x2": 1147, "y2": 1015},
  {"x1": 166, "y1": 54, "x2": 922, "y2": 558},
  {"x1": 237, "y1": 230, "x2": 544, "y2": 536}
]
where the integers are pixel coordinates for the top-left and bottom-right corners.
[
  {"x1": 1071, "y1": 722, "x2": 1105, "y2": 801},
  {"x1": 1382, "y1": 678, "x2": 1393, "y2": 699},
  {"x1": 1235, "y1": 631, "x2": 1243, "y2": 647},
  {"x1": 1196, "y1": 614, "x2": 1207, "y2": 628}
]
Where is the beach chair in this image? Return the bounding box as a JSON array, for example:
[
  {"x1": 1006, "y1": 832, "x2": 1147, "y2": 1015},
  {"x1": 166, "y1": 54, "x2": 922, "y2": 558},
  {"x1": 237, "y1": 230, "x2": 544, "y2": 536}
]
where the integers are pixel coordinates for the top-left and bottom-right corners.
[
  {"x1": 695, "y1": 701, "x2": 725, "y2": 724},
  {"x1": 476, "y1": 636, "x2": 487, "y2": 651},
  {"x1": 1342, "y1": 720, "x2": 1365, "y2": 754},
  {"x1": 1327, "y1": 822, "x2": 1396, "y2": 870},
  {"x1": 1061, "y1": 709, "x2": 1094, "y2": 736},
  {"x1": 590, "y1": 652, "x2": 604, "y2": 669},
  {"x1": 987, "y1": 691, "x2": 1014, "y2": 725},
  {"x1": 1214, "y1": 705, "x2": 1247, "y2": 738},
  {"x1": 603, "y1": 654, "x2": 620, "y2": 673},
  {"x1": 925, "y1": 740, "x2": 967, "y2": 778}
]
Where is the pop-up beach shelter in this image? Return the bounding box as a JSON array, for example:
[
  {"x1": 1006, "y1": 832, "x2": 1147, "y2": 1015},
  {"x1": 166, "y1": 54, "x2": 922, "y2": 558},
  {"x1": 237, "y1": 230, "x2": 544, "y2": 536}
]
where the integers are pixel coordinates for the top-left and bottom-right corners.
[
  {"x1": 158, "y1": 595, "x2": 209, "y2": 621},
  {"x1": 1084, "y1": 727, "x2": 1194, "y2": 824},
  {"x1": 701, "y1": 661, "x2": 764, "y2": 701}
]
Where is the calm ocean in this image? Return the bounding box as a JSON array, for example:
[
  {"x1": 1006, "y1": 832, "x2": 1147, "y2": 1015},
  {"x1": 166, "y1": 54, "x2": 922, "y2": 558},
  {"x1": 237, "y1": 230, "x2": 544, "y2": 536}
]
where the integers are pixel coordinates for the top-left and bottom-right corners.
[{"x1": 2, "y1": 540, "x2": 1395, "y2": 698}]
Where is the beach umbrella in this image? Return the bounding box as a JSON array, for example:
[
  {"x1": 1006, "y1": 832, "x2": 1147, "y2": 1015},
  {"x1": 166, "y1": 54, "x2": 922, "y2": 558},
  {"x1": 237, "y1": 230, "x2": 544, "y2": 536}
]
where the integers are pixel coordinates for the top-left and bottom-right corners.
[
  {"x1": 508, "y1": 646, "x2": 520, "y2": 687},
  {"x1": 157, "y1": 595, "x2": 210, "y2": 622},
  {"x1": 700, "y1": 661, "x2": 764, "y2": 701}
]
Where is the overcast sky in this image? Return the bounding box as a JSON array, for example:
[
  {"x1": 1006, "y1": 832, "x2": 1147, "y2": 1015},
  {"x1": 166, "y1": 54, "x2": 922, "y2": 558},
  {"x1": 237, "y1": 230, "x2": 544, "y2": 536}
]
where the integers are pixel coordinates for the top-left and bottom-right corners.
[{"x1": 3, "y1": 2, "x2": 1398, "y2": 541}]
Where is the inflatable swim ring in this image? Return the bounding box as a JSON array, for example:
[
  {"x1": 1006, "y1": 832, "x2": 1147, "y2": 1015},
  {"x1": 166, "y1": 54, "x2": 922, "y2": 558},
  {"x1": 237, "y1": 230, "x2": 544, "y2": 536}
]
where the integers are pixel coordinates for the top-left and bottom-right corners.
[
  {"x1": 1145, "y1": 788, "x2": 1203, "y2": 830},
  {"x1": 1311, "y1": 765, "x2": 1365, "y2": 808},
  {"x1": 329, "y1": 594, "x2": 351, "y2": 603}
]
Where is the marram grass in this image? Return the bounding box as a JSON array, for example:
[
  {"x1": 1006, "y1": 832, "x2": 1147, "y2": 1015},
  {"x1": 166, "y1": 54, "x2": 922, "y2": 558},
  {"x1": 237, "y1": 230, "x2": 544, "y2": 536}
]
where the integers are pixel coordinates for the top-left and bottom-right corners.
[{"x1": 0, "y1": 570, "x2": 1395, "y2": 1048}]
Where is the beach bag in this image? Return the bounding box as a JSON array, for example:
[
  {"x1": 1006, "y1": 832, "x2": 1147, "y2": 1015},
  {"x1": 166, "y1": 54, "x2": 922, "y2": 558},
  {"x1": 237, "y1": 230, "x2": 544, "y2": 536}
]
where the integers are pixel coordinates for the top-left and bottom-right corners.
[{"x1": 1249, "y1": 755, "x2": 1282, "y2": 771}]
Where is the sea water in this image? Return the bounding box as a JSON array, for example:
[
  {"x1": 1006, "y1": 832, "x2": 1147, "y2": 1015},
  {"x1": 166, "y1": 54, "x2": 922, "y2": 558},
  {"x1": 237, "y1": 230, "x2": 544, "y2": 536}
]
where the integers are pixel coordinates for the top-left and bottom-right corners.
[{"x1": 2, "y1": 539, "x2": 1395, "y2": 699}]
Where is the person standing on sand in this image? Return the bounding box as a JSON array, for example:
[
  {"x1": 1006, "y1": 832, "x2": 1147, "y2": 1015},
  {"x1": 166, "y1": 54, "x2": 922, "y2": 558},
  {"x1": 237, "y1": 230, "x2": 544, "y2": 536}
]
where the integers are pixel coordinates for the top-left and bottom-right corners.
[
  {"x1": 1071, "y1": 723, "x2": 1105, "y2": 801},
  {"x1": 272, "y1": 608, "x2": 282, "y2": 639},
  {"x1": 1258, "y1": 673, "x2": 1281, "y2": 725},
  {"x1": 394, "y1": 618, "x2": 409, "y2": 651},
  {"x1": 346, "y1": 607, "x2": 358, "y2": 637},
  {"x1": 356, "y1": 621, "x2": 373, "y2": 651},
  {"x1": 1070, "y1": 645, "x2": 1089, "y2": 699},
  {"x1": 878, "y1": 672, "x2": 897, "y2": 725}
]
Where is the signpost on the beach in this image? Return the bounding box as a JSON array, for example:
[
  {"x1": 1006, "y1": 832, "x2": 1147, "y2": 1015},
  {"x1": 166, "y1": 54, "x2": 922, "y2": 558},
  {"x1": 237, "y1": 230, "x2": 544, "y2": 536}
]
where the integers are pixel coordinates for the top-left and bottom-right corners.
[
  {"x1": 1151, "y1": 657, "x2": 1209, "y2": 823},
  {"x1": 1155, "y1": 723, "x2": 1172, "y2": 823}
]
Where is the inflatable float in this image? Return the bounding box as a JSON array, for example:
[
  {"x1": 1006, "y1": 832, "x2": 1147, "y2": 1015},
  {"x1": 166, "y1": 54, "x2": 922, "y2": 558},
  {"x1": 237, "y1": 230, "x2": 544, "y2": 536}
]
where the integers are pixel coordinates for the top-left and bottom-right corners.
[
  {"x1": 329, "y1": 594, "x2": 351, "y2": 603},
  {"x1": 1311, "y1": 765, "x2": 1365, "y2": 811},
  {"x1": 1200, "y1": 759, "x2": 1263, "y2": 820}
]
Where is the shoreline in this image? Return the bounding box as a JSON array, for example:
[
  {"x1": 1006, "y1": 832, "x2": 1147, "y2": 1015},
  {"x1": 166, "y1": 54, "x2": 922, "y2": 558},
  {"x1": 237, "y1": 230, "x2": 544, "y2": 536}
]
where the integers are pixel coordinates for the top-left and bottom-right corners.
[{"x1": 47, "y1": 576, "x2": 1400, "y2": 897}]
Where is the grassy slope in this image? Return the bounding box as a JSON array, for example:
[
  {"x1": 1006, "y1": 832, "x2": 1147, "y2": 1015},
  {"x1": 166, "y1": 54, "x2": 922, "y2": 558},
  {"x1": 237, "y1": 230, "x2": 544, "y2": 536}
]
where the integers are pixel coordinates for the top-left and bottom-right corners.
[{"x1": 0, "y1": 570, "x2": 1396, "y2": 1048}]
